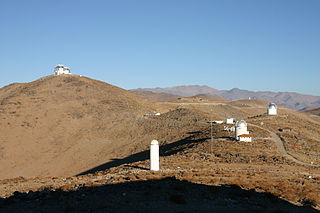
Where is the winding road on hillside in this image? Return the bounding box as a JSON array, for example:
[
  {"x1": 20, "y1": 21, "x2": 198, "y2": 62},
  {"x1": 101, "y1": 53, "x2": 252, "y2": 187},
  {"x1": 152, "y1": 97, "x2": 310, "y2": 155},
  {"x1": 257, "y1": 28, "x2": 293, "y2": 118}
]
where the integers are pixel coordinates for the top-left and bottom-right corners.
[{"x1": 248, "y1": 123, "x2": 320, "y2": 168}]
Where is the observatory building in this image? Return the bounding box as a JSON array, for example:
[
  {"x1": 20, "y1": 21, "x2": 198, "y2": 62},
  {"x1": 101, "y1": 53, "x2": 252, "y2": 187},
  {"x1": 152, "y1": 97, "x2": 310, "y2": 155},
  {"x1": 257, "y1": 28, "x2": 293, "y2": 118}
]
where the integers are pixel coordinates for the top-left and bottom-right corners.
[
  {"x1": 268, "y1": 103, "x2": 277, "y2": 115},
  {"x1": 54, "y1": 64, "x2": 71, "y2": 75},
  {"x1": 235, "y1": 120, "x2": 250, "y2": 141},
  {"x1": 226, "y1": 118, "x2": 234, "y2": 124}
]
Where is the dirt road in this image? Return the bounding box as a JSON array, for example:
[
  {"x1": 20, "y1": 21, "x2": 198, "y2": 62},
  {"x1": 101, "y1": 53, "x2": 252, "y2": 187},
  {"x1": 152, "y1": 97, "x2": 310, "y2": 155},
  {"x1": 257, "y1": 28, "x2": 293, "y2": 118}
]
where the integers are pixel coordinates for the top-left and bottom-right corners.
[{"x1": 249, "y1": 123, "x2": 320, "y2": 168}]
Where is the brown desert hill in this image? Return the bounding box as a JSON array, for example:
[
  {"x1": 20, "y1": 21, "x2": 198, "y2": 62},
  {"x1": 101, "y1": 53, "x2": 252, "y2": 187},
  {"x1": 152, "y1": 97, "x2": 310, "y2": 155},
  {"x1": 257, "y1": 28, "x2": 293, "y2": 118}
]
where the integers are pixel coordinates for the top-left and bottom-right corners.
[
  {"x1": 305, "y1": 107, "x2": 320, "y2": 116},
  {"x1": 174, "y1": 94, "x2": 229, "y2": 103},
  {"x1": 1, "y1": 80, "x2": 320, "y2": 211},
  {"x1": 131, "y1": 90, "x2": 229, "y2": 103},
  {"x1": 1, "y1": 99, "x2": 320, "y2": 211},
  {"x1": 132, "y1": 90, "x2": 229, "y2": 104},
  {"x1": 194, "y1": 94, "x2": 229, "y2": 102},
  {"x1": 131, "y1": 90, "x2": 180, "y2": 102},
  {"x1": 229, "y1": 99, "x2": 270, "y2": 108},
  {"x1": 0, "y1": 75, "x2": 157, "y2": 179},
  {"x1": 0, "y1": 75, "x2": 214, "y2": 180}
]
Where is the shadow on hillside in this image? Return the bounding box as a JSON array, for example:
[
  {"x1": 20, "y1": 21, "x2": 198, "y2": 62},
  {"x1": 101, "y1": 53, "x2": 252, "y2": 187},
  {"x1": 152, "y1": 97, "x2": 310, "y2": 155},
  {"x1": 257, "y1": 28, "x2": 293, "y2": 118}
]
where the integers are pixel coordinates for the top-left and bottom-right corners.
[
  {"x1": 0, "y1": 177, "x2": 318, "y2": 213},
  {"x1": 78, "y1": 135, "x2": 209, "y2": 176},
  {"x1": 214, "y1": 136, "x2": 235, "y2": 140}
]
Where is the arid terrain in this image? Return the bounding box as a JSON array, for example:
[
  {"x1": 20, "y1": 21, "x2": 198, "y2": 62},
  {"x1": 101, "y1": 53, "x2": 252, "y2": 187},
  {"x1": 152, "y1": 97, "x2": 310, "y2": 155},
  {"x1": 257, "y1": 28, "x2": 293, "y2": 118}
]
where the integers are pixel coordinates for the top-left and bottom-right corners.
[
  {"x1": 134, "y1": 85, "x2": 320, "y2": 110},
  {"x1": 306, "y1": 107, "x2": 320, "y2": 116},
  {"x1": 0, "y1": 75, "x2": 320, "y2": 212}
]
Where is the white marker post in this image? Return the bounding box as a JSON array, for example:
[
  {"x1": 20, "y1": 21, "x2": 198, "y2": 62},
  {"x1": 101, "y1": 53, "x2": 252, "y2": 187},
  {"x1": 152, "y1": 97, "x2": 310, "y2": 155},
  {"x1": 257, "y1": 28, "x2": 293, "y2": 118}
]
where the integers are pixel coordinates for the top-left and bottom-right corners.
[{"x1": 150, "y1": 140, "x2": 159, "y2": 171}]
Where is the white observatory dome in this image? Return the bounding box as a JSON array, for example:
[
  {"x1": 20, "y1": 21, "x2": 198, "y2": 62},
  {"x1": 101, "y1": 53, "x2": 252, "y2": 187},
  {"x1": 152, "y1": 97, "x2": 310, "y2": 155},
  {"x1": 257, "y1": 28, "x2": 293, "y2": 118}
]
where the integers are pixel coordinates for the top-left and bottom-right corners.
[
  {"x1": 54, "y1": 64, "x2": 71, "y2": 75},
  {"x1": 268, "y1": 103, "x2": 277, "y2": 115},
  {"x1": 235, "y1": 120, "x2": 249, "y2": 140},
  {"x1": 268, "y1": 103, "x2": 277, "y2": 109},
  {"x1": 55, "y1": 64, "x2": 64, "y2": 68},
  {"x1": 236, "y1": 120, "x2": 247, "y2": 128}
]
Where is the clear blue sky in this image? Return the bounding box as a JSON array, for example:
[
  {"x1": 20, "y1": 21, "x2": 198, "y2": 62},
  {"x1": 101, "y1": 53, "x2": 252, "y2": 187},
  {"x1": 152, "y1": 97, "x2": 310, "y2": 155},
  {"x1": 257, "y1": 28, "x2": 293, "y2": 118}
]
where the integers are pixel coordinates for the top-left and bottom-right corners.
[{"x1": 0, "y1": 0, "x2": 319, "y2": 95}]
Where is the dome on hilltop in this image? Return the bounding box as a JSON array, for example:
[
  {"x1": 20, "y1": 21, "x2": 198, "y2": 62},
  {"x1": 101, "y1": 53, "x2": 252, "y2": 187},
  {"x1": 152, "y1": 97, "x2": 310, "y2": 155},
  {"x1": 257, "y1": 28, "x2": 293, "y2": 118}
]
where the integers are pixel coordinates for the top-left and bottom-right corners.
[
  {"x1": 54, "y1": 64, "x2": 71, "y2": 75},
  {"x1": 55, "y1": 64, "x2": 64, "y2": 68}
]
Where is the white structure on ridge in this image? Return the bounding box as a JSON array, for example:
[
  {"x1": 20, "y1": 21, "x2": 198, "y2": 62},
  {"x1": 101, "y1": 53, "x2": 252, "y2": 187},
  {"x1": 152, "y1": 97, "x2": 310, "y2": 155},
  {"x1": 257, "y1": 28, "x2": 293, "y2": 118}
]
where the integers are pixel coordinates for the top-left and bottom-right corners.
[
  {"x1": 144, "y1": 112, "x2": 161, "y2": 116},
  {"x1": 213, "y1": 120, "x2": 224, "y2": 124},
  {"x1": 150, "y1": 140, "x2": 159, "y2": 171},
  {"x1": 226, "y1": 118, "x2": 234, "y2": 124},
  {"x1": 268, "y1": 103, "x2": 277, "y2": 115},
  {"x1": 235, "y1": 120, "x2": 249, "y2": 140},
  {"x1": 54, "y1": 64, "x2": 71, "y2": 75}
]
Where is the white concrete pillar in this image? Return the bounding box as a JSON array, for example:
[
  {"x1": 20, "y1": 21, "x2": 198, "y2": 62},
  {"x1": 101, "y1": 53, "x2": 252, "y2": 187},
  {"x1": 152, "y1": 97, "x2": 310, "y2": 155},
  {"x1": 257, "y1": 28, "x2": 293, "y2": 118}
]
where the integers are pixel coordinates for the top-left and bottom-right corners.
[{"x1": 150, "y1": 140, "x2": 159, "y2": 171}]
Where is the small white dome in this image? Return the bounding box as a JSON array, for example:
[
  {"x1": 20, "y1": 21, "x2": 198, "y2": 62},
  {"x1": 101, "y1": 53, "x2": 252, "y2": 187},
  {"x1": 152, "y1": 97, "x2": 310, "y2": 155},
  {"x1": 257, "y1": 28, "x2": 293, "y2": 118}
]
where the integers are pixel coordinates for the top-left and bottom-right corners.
[
  {"x1": 236, "y1": 120, "x2": 247, "y2": 127},
  {"x1": 268, "y1": 103, "x2": 277, "y2": 109}
]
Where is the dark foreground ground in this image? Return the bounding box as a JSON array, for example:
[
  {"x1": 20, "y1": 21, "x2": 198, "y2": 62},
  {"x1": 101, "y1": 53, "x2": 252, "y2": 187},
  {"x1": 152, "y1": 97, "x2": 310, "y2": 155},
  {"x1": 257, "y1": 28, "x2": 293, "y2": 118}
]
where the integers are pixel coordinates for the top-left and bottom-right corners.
[{"x1": 0, "y1": 177, "x2": 317, "y2": 213}]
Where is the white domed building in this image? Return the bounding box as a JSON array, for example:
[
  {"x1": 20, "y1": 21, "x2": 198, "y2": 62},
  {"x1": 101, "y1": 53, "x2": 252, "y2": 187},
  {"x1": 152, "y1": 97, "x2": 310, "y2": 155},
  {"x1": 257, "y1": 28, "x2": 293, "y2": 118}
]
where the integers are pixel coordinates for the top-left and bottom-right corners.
[
  {"x1": 235, "y1": 120, "x2": 250, "y2": 141},
  {"x1": 54, "y1": 64, "x2": 71, "y2": 75},
  {"x1": 268, "y1": 103, "x2": 277, "y2": 115}
]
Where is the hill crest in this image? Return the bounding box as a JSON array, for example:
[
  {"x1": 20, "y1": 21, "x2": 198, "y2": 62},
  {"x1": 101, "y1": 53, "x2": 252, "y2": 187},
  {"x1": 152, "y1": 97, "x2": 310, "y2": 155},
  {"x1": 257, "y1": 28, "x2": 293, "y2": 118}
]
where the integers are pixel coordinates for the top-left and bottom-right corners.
[{"x1": 0, "y1": 75, "x2": 156, "y2": 179}]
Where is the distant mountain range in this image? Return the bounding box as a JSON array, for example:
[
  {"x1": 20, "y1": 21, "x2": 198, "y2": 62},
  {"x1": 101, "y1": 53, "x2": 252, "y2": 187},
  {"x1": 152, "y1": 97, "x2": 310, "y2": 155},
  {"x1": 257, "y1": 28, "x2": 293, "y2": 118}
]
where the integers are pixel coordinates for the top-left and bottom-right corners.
[
  {"x1": 132, "y1": 90, "x2": 229, "y2": 103},
  {"x1": 133, "y1": 85, "x2": 320, "y2": 111}
]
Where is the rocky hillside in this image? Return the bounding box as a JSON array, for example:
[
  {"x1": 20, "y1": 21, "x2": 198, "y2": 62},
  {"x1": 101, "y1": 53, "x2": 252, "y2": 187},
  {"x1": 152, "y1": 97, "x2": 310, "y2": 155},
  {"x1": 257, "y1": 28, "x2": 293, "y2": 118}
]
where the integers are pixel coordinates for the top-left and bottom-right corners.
[
  {"x1": 0, "y1": 76, "x2": 218, "y2": 179},
  {"x1": 1, "y1": 99, "x2": 320, "y2": 212},
  {"x1": 0, "y1": 75, "x2": 158, "y2": 179}
]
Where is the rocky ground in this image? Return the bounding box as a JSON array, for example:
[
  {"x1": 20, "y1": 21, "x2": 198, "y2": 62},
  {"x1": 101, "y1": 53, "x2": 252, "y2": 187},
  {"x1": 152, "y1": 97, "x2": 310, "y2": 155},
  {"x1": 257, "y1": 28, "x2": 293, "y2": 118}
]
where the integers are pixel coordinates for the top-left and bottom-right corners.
[
  {"x1": 1, "y1": 76, "x2": 320, "y2": 212},
  {"x1": 1, "y1": 129, "x2": 320, "y2": 212}
]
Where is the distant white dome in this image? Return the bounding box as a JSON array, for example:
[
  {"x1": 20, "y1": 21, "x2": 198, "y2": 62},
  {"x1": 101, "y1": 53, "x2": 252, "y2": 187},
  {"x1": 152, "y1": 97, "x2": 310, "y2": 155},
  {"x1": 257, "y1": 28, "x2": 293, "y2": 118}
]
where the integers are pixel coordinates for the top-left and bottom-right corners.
[
  {"x1": 54, "y1": 64, "x2": 71, "y2": 75},
  {"x1": 267, "y1": 103, "x2": 277, "y2": 115},
  {"x1": 235, "y1": 120, "x2": 247, "y2": 128},
  {"x1": 268, "y1": 103, "x2": 277, "y2": 109}
]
